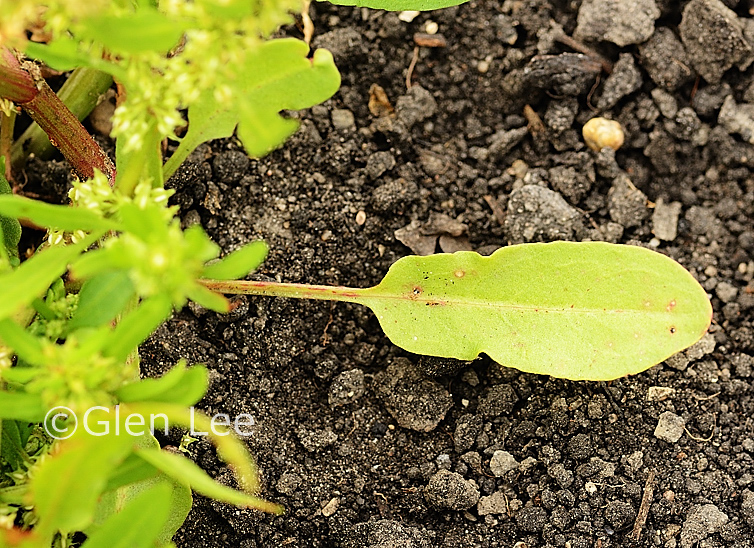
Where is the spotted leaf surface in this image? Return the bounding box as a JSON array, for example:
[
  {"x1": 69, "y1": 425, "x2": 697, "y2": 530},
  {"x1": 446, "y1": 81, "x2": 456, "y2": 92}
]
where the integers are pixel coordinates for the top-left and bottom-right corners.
[{"x1": 355, "y1": 242, "x2": 712, "y2": 380}]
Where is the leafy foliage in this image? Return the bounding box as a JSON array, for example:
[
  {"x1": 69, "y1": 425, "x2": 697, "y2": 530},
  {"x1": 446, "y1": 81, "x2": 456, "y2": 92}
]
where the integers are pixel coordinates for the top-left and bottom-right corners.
[
  {"x1": 356, "y1": 243, "x2": 712, "y2": 380},
  {"x1": 0, "y1": 0, "x2": 709, "y2": 546}
]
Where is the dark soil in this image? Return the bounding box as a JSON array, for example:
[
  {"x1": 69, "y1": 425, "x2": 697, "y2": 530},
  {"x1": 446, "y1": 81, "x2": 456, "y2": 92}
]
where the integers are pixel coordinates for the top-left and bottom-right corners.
[{"x1": 26, "y1": 0, "x2": 754, "y2": 546}]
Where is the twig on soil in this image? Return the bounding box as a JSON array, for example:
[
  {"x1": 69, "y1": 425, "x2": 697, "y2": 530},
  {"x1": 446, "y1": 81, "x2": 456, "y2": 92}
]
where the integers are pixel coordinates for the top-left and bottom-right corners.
[
  {"x1": 406, "y1": 46, "x2": 419, "y2": 89},
  {"x1": 483, "y1": 195, "x2": 506, "y2": 225},
  {"x1": 630, "y1": 469, "x2": 656, "y2": 541},
  {"x1": 554, "y1": 34, "x2": 613, "y2": 73}
]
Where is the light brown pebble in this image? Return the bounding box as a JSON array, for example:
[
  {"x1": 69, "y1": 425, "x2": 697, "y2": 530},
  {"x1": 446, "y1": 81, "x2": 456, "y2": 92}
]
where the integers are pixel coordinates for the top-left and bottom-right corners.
[{"x1": 582, "y1": 117, "x2": 624, "y2": 151}]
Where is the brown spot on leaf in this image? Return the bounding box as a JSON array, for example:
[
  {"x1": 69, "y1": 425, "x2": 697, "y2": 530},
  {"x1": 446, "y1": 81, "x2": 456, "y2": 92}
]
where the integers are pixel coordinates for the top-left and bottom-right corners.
[
  {"x1": 666, "y1": 299, "x2": 676, "y2": 312},
  {"x1": 454, "y1": 269, "x2": 465, "y2": 278}
]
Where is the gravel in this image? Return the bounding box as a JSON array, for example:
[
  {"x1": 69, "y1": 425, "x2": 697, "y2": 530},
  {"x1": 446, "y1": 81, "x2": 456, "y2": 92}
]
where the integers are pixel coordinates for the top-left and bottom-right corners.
[
  {"x1": 423, "y1": 470, "x2": 480, "y2": 510},
  {"x1": 575, "y1": 0, "x2": 660, "y2": 47},
  {"x1": 654, "y1": 411, "x2": 686, "y2": 443}
]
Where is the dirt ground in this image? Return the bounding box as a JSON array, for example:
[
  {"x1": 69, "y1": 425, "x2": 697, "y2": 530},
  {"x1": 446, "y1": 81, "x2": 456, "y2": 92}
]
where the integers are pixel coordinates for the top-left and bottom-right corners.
[{"x1": 42, "y1": 0, "x2": 754, "y2": 546}]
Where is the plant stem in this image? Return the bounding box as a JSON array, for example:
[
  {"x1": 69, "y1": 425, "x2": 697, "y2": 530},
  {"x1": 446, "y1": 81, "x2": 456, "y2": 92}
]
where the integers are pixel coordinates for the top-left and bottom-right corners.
[
  {"x1": 200, "y1": 279, "x2": 368, "y2": 304},
  {"x1": 0, "y1": 49, "x2": 37, "y2": 104},
  {"x1": 0, "y1": 48, "x2": 115, "y2": 182},
  {"x1": 11, "y1": 67, "x2": 113, "y2": 170}
]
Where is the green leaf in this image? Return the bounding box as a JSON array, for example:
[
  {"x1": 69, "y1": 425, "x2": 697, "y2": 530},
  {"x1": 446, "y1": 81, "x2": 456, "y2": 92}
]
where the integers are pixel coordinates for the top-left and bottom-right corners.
[
  {"x1": 68, "y1": 271, "x2": 136, "y2": 331},
  {"x1": 0, "y1": 195, "x2": 116, "y2": 232},
  {"x1": 80, "y1": 481, "x2": 174, "y2": 548},
  {"x1": 353, "y1": 242, "x2": 712, "y2": 381},
  {"x1": 323, "y1": 0, "x2": 468, "y2": 10},
  {"x1": 0, "y1": 158, "x2": 21, "y2": 262},
  {"x1": 1, "y1": 420, "x2": 26, "y2": 469},
  {"x1": 201, "y1": 241, "x2": 268, "y2": 281},
  {"x1": 81, "y1": 9, "x2": 187, "y2": 55},
  {"x1": 0, "y1": 318, "x2": 45, "y2": 365},
  {"x1": 25, "y1": 38, "x2": 91, "y2": 72},
  {"x1": 135, "y1": 449, "x2": 283, "y2": 514},
  {"x1": 103, "y1": 296, "x2": 173, "y2": 363},
  {"x1": 30, "y1": 428, "x2": 135, "y2": 536},
  {"x1": 0, "y1": 235, "x2": 99, "y2": 322},
  {"x1": 116, "y1": 362, "x2": 208, "y2": 406},
  {"x1": 163, "y1": 39, "x2": 340, "y2": 178},
  {"x1": 187, "y1": 284, "x2": 230, "y2": 313}
]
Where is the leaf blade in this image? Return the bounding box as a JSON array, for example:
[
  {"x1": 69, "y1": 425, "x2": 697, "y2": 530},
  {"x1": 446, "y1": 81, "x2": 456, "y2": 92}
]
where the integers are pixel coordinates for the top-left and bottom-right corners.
[{"x1": 356, "y1": 242, "x2": 712, "y2": 381}]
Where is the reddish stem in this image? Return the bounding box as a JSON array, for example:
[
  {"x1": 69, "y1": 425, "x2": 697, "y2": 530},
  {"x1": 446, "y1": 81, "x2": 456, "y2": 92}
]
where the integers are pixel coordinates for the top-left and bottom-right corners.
[{"x1": 0, "y1": 48, "x2": 115, "y2": 182}]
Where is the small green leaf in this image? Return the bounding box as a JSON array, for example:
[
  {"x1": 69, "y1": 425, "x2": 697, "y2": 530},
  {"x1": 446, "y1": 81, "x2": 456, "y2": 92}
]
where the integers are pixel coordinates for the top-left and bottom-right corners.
[
  {"x1": 135, "y1": 449, "x2": 282, "y2": 514},
  {"x1": 25, "y1": 38, "x2": 91, "y2": 72},
  {"x1": 1, "y1": 420, "x2": 26, "y2": 469},
  {"x1": 201, "y1": 241, "x2": 268, "y2": 280},
  {"x1": 0, "y1": 195, "x2": 116, "y2": 232},
  {"x1": 81, "y1": 9, "x2": 187, "y2": 55},
  {"x1": 103, "y1": 296, "x2": 173, "y2": 363},
  {"x1": 187, "y1": 284, "x2": 230, "y2": 313},
  {"x1": 323, "y1": 0, "x2": 468, "y2": 10},
  {"x1": 68, "y1": 271, "x2": 136, "y2": 331},
  {"x1": 0, "y1": 234, "x2": 99, "y2": 322},
  {"x1": 0, "y1": 318, "x2": 45, "y2": 365},
  {"x1": 31, "y1": 430, "x2": 135, "y2": 536},
  {"x1": 80, "y1": 481, "x2": 174, "y2": 548},
  {"x1": 164, "y1": 39, "x2": 340, "y2": 178},
  {"x1": 116, "y1": 362, "x2": 208, "y2": 406},
  {"x1": 0, "y1": 158, "x2": 21, "y2": 262},
  {"x1": 354, "y1": 242, "x2": 712, "y2": 381}
]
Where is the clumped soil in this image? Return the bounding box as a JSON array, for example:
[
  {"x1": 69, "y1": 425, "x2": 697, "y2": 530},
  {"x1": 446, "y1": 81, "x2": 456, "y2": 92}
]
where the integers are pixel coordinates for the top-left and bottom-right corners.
[{"x1": 27, "y1": 0, "x2": 754, "y2": 546}]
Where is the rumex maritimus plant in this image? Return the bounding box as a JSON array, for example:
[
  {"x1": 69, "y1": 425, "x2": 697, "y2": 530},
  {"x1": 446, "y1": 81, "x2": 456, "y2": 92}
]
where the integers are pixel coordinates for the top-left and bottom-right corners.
[{"x1": 0, "y1": 0, "x2": 710, "y2": 546}]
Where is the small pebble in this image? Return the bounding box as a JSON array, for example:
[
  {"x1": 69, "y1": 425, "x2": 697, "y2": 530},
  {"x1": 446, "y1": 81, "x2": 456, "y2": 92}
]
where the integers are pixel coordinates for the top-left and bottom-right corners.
[
  {"x1": 655, "y1": 411, "x2": 686, "y2": 443},
  {"x1": 582, "y1": 117, "x2": 624, "y2": 152}
]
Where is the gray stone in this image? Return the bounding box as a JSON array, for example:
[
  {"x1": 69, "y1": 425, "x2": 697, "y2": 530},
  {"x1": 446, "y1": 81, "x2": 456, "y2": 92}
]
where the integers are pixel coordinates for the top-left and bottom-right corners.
[
  {"x1": 716, "y1": 281, "x2": 738, "y2": 303},
  {"x1": 365, "y1": 151, "x2": 396, "y2": 180},
  {"x1": 504, "y1": 185, "x2": 582, "y2": 243},
  {"x1": 396, "y1": 85, "x2": 437, "y2": 128},
  {"x1": 597, "y1": 53, "x2": 643, "y2": 110},
  {"x1": 334, "y1": 519, "x2": 431, "y2": 548},
  {"x1": 329, "y1": 369, "x2": 366, "y2": 407},
  {"x1": 652, "y1": 198, "x2": 682, "y2": 241},
  {"x1": 331, "y1": 109, "x2": 355, "y2": 130},
  {"x1": 651, "y1": 88, "x2": 678, "y2": 119},
  {"x1": 424, "y1": 470, "x2": 480, "y2": 510},
  {"x1": 654, "y1": 411, "x2": 685, "y2": 443},
  {"x1": 607, "y1": 175, "x2": 649, "y2": 228},
  {"x1": 742, "y1": 489, "x2": 754, "y2": 527},
  {"x1": 575, "y1": 0, "x2": 660, "y2": 47},
  {"x1": 477, "y1": 384, "x2": 519, "y2": 418},
  {"x1": 490, "y1": 450, "x2": 519, "y2": 476},
  {"x1": 679, "y1": 0, "x2": 753, "y2": 83},
  {"x1": 604, "y1": 500, "x2": 637, "y2": 530},
  {"x1": 373, "y1": 358, "x2": 454, "y2": 432},
  {"x1": 296, "y1": 426, "x2": 338, "y2": 452},
  {"x1": 640, "y1": 27, "x2": 695, "y2": 91},
  {"x1": 680, "y1": 504, "x2": 729, "y2": 548},
  {"x1": 477, "y1": 491, "x2": 508, "y2": 516},
  {"x1": 719, "y1": 95, "x2": 754, "y2": 144}
]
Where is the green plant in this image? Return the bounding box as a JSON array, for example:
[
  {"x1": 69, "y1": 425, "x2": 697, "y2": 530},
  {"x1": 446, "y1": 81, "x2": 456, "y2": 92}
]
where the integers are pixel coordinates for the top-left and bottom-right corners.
[{"x1": 0, "y1": 1, "x2": 710, "y2": 547}]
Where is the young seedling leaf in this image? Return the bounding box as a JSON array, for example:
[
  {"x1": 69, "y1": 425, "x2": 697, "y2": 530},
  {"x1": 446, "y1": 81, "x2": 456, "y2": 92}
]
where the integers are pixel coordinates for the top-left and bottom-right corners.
[
  {"x1": 80, "y1": 481, "x2": 174, "y2": 548},
  {"x1": 67, "y1": 271, "x2": 136, "y2": 331},
  {"x1": 134, "y1": 449, "x2": 283, "y2": 514},
  {"x1": 206, "y1": 242, "x2": 712, "y2": 381},
  {"x1": 201, "y1": 241, "x2": 268, "y2": 280},
  {"x1": 116, "y1": 362, "x2": 208, "y2": 406},
  {"x1": 324, "y1": 0, "x2": 468, "y2": 10},
  {"x1": 355, "y1": 242, "x2": 712, "y2": 380},
  {"x1": 163, "y1": 39, "x2": 340, "y2": 178}
]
